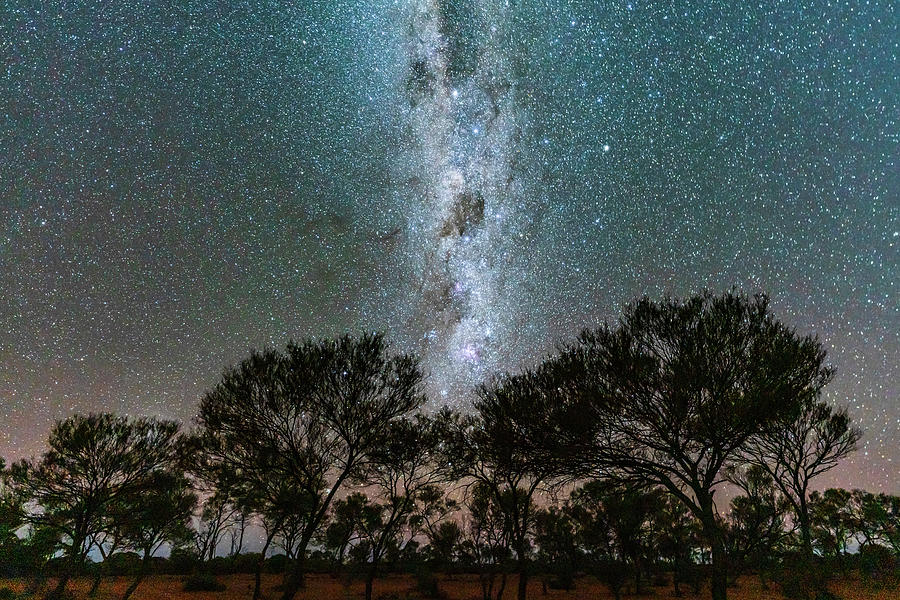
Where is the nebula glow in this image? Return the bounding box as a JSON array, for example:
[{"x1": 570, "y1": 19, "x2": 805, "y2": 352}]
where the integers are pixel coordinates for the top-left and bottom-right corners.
[{"x1": 396, "y1": 0, "x2": 547, "y2": 398}]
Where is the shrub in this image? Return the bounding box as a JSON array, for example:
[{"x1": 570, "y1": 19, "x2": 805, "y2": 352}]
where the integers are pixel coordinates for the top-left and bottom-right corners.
[
  {"x1": 414, "y1": 568, "x2": 446, "y2": 599},
  {"x1": 547, "y1": 569, "x2": 576, "y2": 591},
  {"x1": 167, "y1": 548, "x2": 199, "y2": 574},
  {"x1": 858, "y1": 544, "x2": 898, "y2": 587},
  {"x1": 230, "y1": 552, "x2": 264, "y2": 574},
  {"x1": 265, "y1": 553, "x2": 289, "y2": 574},
  {"x1": 776, "y1": 554, "x2": 837, "y2": 600},
  {"x1": 182, "y1": 573, "x2": 226, "y2": 592},
  {"x1": 594, "y1": 560, "x2": 628, "y2": 599},
  {"x1": 107, "y1": 551, "x2": 142, "y2": 575},
  {"x1": 0, "y1": 588, "x2": 17, "y2": 600}
]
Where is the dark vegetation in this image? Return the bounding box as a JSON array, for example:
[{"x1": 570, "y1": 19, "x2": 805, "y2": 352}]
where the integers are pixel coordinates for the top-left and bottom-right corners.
[{"x1": 2, "y1": 292, "x2": 895, "y2": 600}]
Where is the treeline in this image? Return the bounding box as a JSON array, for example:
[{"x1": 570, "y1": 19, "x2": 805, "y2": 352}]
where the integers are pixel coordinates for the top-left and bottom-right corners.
[{"x1": 0, "y1": 292, "x2": 895, "y2": 600}]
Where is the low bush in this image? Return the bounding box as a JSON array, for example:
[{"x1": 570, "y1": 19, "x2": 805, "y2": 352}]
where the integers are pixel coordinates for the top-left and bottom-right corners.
[
  {"x1": 776, "y1": 554, "x2": 838, "y2": 600},
  {"x1": 182, "y1": 573, "x2": 226, "y2": 592},
  {"x1": 414, "y1": 568, "x2": 447, "y2": 599},
  {"x1": 858, "y1": 544, "x2": 898, "y2": 587}
]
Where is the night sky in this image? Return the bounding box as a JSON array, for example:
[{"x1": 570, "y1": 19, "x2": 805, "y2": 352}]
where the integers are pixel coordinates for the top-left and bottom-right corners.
[{"x1": 1, "y1": 1, "x2": 897, "y2": 492}]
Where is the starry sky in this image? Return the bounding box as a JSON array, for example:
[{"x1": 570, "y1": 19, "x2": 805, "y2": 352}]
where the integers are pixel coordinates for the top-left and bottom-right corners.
[{"x1": 1, "y1": 1, "x2": 897, "y2": 491}]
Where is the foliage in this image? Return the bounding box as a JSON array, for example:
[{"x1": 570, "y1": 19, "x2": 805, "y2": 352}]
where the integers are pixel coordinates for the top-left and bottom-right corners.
[
  {"x1": 567, "y1": 481, "x2": 666, "y2": 597},
  {"x1": 857, "y1": 544, "x2": 898, "y2": 587},
  {"x1": 195, "y1": 333, "x2": 426, "y2": 600},
  {"x1": 776, "y1": 553, "x2": 835, "y2": 600},
  {"x1": 548, "y1": 291, "x2": 835, "y2": 600},
  {"x1": 810, "y1": 489, "x2": 856, "y2": 559},
  {"x1": 743, "y1": 397, "x2": 860, "y2": 556},
  {"x1": 436, "y1": 364, "x2": 571, "y2": 600},
  {"x1": 10, "y1": 413, "x2": 184, "y2": 598},
  {"x1": 533, "y1": 506, "x2": 578, "y2": 591},
  {"x1": 0, "y1": 459, "x2": 28, "y2": 576},
  {"x1": 724, "y1": 465, "x2": 790, "y2": 579},
  {"x1": 0, "y1": 317, "x2": 874, "y2": 600},
  {"x1": 181, "y1": 572, "x2": 226, "y2": 592},
  {"x1": 653, "y1": 494, "x2": 703, "y2": 595},
  {"x1": 456, "y1": 481, "x2": 512, "y2": 600}
]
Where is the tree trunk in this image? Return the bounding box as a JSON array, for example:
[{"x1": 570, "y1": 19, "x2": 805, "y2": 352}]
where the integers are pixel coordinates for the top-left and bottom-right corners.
[
  {"x1": 672, "y1": 560, "x2": 682, "y2": 597},
  {"x1": 280, "y1": 552, "x2": 306, "y2": 600},
  {"x1": 708, "y1": 530, "x2": 728, "y2": 600},
  {"x1": 364, "y1": 560, "x2": 379, "y2": 600},
  {"x1": 252, "y1": 556, "x2": 265, "y2": 600},
  {"x1": 798, "y1": 497, "x2": 813, "y2": 558},
  {"x1": 516, "y1": 559, "x2": 528, "y2": 600},
  {"x1": 698, "y1": 495, "x2": 728, "y2": 600},
  {"x1": 89, "y1": 542, "x2": 111, "y2": 597},
  {"x1": 121, "y1": 573, "x2": 145, "y2": 600},
  {"x1": 88, "y1": 568, "x2": 102, "y2": 597},
  {"x1": 480, "y1": 568, "x2": 495, "y2": 600},
  {"x1": 254, "y1": 527, "x2": 279, "y2": 600},
  {"x1": 47, "y1": 545, "x2": 78, "y2": 600},
  {"x1": 47, "y1": 572, "x2": 71, "y2": 600},
  {"x1": 496, "y1": 571, "x2": 507, "y2": 600},
  {"x1": 121, "y1": 552, "x2": 151, "y2": 600},
  {"x1": 633, "y1": 557, "x2": 642, "y2": 595},
  {"x1": 232, "y1": 514, "x2": 246, "y2": 557}
]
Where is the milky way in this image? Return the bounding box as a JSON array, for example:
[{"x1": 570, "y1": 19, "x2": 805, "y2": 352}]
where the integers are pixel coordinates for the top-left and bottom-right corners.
[
  {"x1": 0, "y1": 1, "x2": 897, "y2": 491},
  {"x1": 397, "y1": 0, "x2": 547, "y2": 398}
]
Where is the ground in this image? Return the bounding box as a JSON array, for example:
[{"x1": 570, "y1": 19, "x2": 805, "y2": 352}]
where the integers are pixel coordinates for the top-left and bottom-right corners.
[{"x1": 1, "y1": 574, "x2": 897, "y2": 600}]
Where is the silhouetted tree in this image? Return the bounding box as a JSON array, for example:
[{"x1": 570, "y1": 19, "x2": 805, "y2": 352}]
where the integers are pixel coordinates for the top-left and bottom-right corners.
[
  {"x1": 189, "y1": 373, "x2": 294, "y2": 595},
  {"x1": 231, "y1": 473, "x2": 314, "y2": 600},
  {"x1": 809, "y1": 488, "x2": 855, "y2": 561},
  {"x1": 569, "y1": 481, "x2": 664, "y2": 597},
  {"x1": 653, "y1": 495, "x2": 703, "y2": 596},
  {"x1": 552, "y1": 291, "x2": 834, "y2": 600},
  {"x1": 743, "y1": 399, "x2": 860, "y2": 557},
  {"x1": 11, "y1": 414, "x2": 182, "y2": 599},
  {"x1": 413, "y1": 485, "x2": 460, "y2": 569},
  {"x1": 228, "y1": 507, "x2": 250, "y2": 558},
  {"x1": 114, "y1": 471, "x2": 196, "y2": 600},
  {"x1": 196, "y1": 333, "x2": 425, "y2": 600},
  {"x1": 275, "y1": 512, "x2": 306, "y2": 560},
  {"x1": 566, "y1": 482, "x2": 624, "y2": 600},
  {"x1": 2, "y1": 460, "x2": 52, "y2": 587},
  {"x1": 849, "y1": 490, "x2": 900, "y2": 553},
  {"x1": 86, "y1": 519, "x2": 126, "y2": 596},
  {"x1": 458, "y1": 481, "x2": 513, "y2": 600},
  {"x1": 189, "y1": 492, "x2": 239, "y2": 562},
  {"x1": 439, "y1": 367, "x2": 568, "y2": 600},
  {"x1": 533, "y1": 505, "x2": 579, "y2": 592},
  {"x1": 87, "y1": 470, "x2": 193, "y2": 596},
  {"x1": 424, "y1": 520, "x2": 463, "y2": 569},
  {"x1": 723, "y1": 465, "x2": 790, "y2": 584},
  {"x1": 321, "y1": 493, "x2": 368, "y2": 568},
  {"x1": 354, "y1": 415, "x2": 445, "y2": 600},
  {"x1": 0, "y1": 458, "x2": 28, "y2": 575}
]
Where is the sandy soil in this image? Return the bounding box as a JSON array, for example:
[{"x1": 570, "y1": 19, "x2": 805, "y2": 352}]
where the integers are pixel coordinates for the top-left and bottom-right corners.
[{"x1": 1, "y1": 573, "x2": 897, "y2": 600}]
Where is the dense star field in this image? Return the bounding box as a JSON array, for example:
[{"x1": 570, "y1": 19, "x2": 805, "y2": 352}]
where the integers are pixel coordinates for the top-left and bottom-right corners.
[{"x1": 0, "y1": 2, "x2": 896, "y2": 490}]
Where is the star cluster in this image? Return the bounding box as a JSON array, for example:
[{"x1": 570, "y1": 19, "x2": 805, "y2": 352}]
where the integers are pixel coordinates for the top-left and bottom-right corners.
[{"x1": 0, "y1": 1, "x2": 897, "y2": 491}]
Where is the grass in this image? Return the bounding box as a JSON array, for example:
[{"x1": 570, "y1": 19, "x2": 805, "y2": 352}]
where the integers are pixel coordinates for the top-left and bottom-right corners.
[{"x1": 0, "y1": 573, "x2": 896, "y2": 600}]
